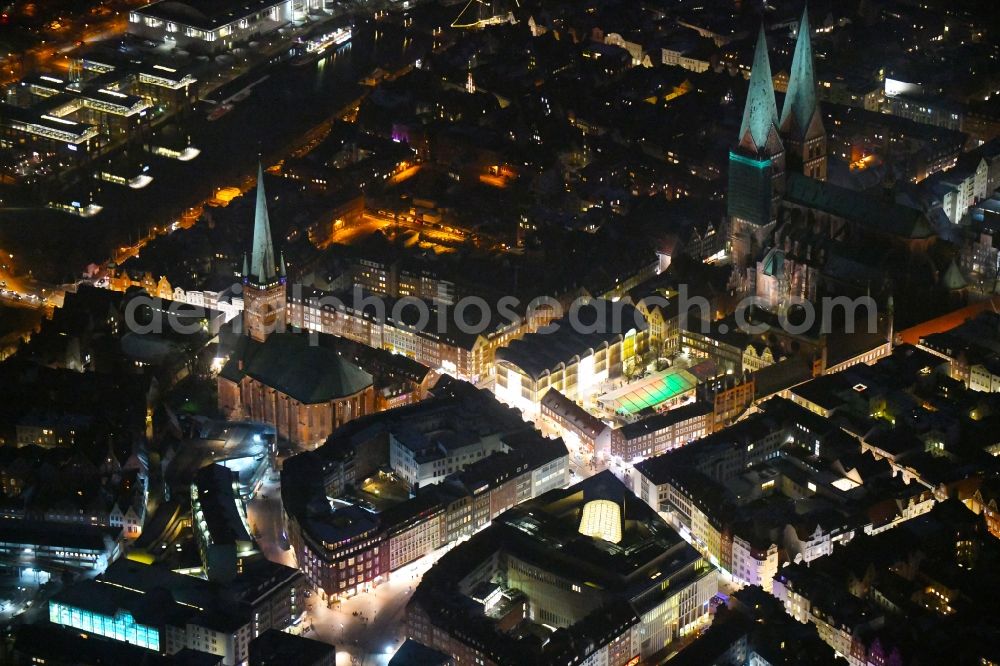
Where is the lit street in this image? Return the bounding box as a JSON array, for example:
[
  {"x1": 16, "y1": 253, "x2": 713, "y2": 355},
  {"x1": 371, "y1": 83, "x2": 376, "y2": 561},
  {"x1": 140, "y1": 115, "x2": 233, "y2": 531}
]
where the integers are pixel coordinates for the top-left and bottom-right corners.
[
  {"x1": 303, "y1": 545, "x2": 454, "y2": 665},
  {"x1": 248, "y1": 466, "x2": 455, "y2": 664},
  {"x1": 246, "y1": 471, "x2": 296, "y2": 570}
]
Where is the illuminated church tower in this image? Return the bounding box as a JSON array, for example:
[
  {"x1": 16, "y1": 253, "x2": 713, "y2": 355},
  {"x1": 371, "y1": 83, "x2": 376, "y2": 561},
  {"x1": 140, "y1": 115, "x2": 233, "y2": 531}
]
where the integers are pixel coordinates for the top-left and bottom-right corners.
[
  {"x1": 242, "y1": 163, "x2": 286, "y2": 342},
  {"x1": 780, "y1": 5, "x2": 827, "y2": 180},
  {"x1": 728, "y1": 24, "x2": 785, "y2": 288}
]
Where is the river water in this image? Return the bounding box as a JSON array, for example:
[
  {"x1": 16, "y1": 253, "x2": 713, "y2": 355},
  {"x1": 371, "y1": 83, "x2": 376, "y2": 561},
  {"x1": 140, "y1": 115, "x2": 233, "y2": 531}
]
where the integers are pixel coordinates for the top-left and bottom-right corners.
[{"x1": 0, "y1": 21, "x2": 429, "y2": 283}]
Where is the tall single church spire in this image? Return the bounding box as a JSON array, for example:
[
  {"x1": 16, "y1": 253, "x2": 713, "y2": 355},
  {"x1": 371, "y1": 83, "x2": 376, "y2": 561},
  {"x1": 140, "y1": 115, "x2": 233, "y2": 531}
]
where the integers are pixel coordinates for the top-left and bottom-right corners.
[
  {"x1": 739, "y1": 24, "x2": 780, "y2": 153},
  {"x1": 250, "y1": 162, "x2": 277, "y2": 284},
  {"x1": 780, "y1": 4, "x2": 819, "y2": 138}
]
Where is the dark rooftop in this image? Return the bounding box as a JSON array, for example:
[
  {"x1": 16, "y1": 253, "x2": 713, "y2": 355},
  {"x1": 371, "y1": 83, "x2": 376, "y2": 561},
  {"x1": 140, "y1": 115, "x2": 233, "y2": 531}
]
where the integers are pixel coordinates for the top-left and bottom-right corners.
[
  {"x1": 135, "y1": 0, "x2": 284, "y2": 31},
  {"x1": 220, "y1": 331, "x2": 373, "y2": 404},
  {"x1": 249, "y1": 629, "x2": 336, "y2": 666}
]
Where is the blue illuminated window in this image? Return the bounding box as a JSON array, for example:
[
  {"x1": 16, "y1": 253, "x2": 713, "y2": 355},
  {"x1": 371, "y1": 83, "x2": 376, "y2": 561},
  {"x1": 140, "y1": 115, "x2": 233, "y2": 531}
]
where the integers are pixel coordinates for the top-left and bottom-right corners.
[{"x1": 49, "y1": 602, "x2": 161, "y2": 651}]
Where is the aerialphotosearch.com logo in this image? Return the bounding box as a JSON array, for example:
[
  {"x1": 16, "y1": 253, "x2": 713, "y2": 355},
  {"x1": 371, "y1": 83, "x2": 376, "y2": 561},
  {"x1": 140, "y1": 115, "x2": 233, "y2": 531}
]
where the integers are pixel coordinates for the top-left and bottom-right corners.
[{"x1": 122, "y1": 282, "x2": 881, "y2": 341}]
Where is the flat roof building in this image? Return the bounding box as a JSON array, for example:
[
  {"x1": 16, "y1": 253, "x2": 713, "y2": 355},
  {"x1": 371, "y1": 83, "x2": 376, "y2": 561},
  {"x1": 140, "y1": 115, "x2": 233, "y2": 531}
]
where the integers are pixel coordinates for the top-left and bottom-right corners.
[
  {"x1": 0, "y1": 519, "x2": 122, "y2": 574},
  {"x1": 407, "y1": 470, "x2": 718, "y2": 665},
  {"x1": 248, "y1": 629, "x2": 335, "y2": 666},
  {"x1": 129, "y1": 0, "x2": 328, "y2": 53},
  {"x1": 192, "y1": 463, "x2": 257, "y2": 582},
  {"x1": 49, "y1": 558, "x2": 306, "y2": 665}
]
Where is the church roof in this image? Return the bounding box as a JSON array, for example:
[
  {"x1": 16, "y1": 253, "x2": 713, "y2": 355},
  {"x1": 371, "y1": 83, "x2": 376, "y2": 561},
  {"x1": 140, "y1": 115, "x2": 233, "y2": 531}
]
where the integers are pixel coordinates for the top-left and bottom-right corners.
[
  {"x1": 249, "y1": 163, "x2": 278, "y2": 285},
  {"x1": 784, "y1": 173, "x2": 934, "y2": 240},
  {"x1": 739, "y1": 24, "x2": 780, "y2": 153},
  {"x1": 780, "y1": 5, "x2": 820, "y2": 139},
  {"x1": 221, "y1": 332, "x2": 373, "y2": 404}
]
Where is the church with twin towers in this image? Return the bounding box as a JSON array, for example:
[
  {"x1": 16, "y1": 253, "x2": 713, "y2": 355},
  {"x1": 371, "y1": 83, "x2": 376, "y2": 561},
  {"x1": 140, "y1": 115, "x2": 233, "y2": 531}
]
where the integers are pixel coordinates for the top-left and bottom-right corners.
[{"x1": 728, "y1": 5, "x2": 828, "y2": 299}]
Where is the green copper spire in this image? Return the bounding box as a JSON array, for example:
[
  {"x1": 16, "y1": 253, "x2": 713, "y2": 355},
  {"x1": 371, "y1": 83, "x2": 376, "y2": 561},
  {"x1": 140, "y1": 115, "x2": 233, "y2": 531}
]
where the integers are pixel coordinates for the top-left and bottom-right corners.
[
  {"x1": 250, "y1": 162, "x2": 277, "y2": 284},
  {"x1": 780, "y1": 5, "x2": 819, "y2": 138},
  {"x1": 739, "y1": 24, "x2": 779, "y2": 153}
]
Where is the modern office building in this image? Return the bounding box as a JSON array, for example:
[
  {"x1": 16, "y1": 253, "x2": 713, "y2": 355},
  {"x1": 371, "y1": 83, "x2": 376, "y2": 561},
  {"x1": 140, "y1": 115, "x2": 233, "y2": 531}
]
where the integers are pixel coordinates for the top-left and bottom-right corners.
[
  {"x1": 129, "y1": 0, "x2": 327, "y2": 53},
  {"x1": 0, "y1": 103, "x2": 100, "y2": 159},
  {"x1": 407, "y1": 471, "x2": 718, "y2": 664},
  {"x1": 48, "y1": 558, "x2": 306, "y2": 665},
  {"x1": 0, "y1": 520, "x2": 122, "y2": 574},
  {"x1": 192, "y1": 464, "x2": 257, "y2": 582}
]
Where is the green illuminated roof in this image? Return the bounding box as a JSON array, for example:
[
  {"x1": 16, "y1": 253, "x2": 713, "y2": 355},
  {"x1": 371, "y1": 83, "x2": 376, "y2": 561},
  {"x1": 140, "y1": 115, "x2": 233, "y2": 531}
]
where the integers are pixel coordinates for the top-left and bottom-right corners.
[
  {"x1": 599, "y1": 367, "x2": 699, "y2": 415},
  {"x1": 780, "y1": 4, "x2": 820, "y2": 140},
  {"x1": 739, "y1": 24, "x2": 779, "y2": 153}
]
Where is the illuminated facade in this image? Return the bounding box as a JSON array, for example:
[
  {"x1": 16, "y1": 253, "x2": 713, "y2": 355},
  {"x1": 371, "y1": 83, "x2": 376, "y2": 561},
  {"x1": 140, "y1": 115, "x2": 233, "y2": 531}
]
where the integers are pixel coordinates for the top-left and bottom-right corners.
[
  {"x1": 218, "y1": 339, "x2": 375, "y2": 448},
  {"x1": 218, "y1": 166, "x2": 377, "y2": 447},
  {"x1": 729, "y1": 15, "x2": 828, "y2": 293},
  {"x1": 129, "y1": 0, "x2": 328, "y2": 54},
  {"x1": 610, "y1": 401, "x2": 714, "y2": 460},
  {"x1": 49, "y1": 603, "x2": 160, "y2": 651},
  {"x1": 192, "y1": 464, "x2": 256, "y2": 582},
  {"x1": 48, "y1": 558, "x2": 306, "y2": 665},
  {"x1": 286, "y1": 287, "x2": 547, "y2": 383},
  {"x1": 390, "y1": 427, "x2": 509, "y2": 490},
  {"x1": 242, "y1": 163, "x2": 286, "y2": 344},
  {"x1": 408, "y1": 472, "x2": 717, "y2": 664},
  {"x1": 728, "y1": 25, "x2": 786, "y2": 289},
  {"x1": 0, "y1": 520, "x2": 121, "y2": 574},
  {"x1": 282, "y1": 381, "x2": 568, "y2": 601},
  {"x1": 539, "y1": 388, "x2": 613, "y2": 456},
  {"x1": 494, "y1": 301, "x2": 648, "y2": 415}
]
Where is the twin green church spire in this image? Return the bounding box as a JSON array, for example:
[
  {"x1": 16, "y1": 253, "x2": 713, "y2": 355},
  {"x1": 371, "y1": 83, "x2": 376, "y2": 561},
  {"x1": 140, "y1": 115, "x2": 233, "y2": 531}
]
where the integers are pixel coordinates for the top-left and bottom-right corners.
[
  {"x1": 738, "y1": 5, "x2": 819, "y2": 152},
  {"x1": 739, "y1": 23, "x2": 780, "y2": 153},
  {"x1": 780, "y1": 5, "x2": 819, "y2": 140}
]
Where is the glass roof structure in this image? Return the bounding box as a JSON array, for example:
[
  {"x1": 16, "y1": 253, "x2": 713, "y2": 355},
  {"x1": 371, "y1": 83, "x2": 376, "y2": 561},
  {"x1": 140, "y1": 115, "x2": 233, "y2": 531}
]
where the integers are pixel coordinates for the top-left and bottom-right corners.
[
  {"x1": 598, "y1": 367, "x2": 699, "y2": 415},
  {"x1": 578, "y1": 499, "x2": 622, "y2": 544}
]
